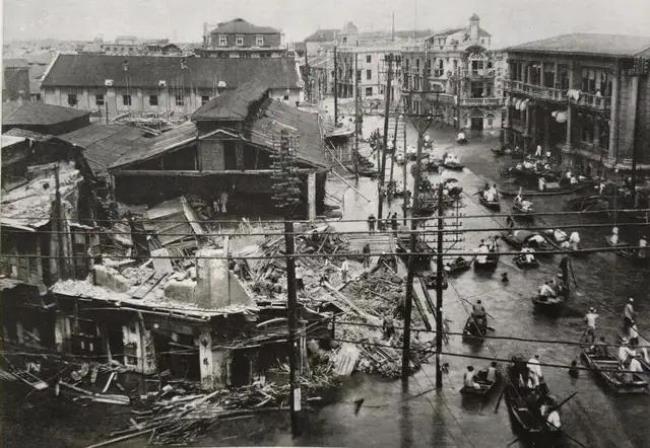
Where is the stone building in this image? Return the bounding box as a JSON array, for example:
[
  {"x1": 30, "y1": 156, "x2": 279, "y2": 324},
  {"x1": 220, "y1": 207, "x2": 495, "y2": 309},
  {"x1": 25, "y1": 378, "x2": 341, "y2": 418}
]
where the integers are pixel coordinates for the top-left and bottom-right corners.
[
  {"x1": 335, "y1": 46, "x2": 402, "y2": 102},
  {"x1": 40, "y1": 54, "x2": 303, "y2": 121},
  {"x1": 197, "y1": 18, "x2": 287, "y2": 58},
  {"x1": 503, "y1": 33, "x2": 650, "y2": 172},
  {"x1": 401, "y1": 14, "x2": 503, "y2": 131}
]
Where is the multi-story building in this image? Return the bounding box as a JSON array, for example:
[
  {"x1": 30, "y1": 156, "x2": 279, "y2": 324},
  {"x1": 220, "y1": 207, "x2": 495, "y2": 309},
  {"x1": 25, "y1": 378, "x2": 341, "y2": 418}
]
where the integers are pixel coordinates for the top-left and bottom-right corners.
[
  {"x1": 197, "y1": 18, "x2": 287, "y2": 58},
  {"x1": 40, "y1": 54, "x2": 303, "y2": 120},
  {"x1": 401, "y1": 14, "x2": 503, "y2": 131},
  {"x1": 503, "y1": 33, "x2": 650, "y2": 172},
  {"x1": 335, "y1": 46, "x2": 402, "y2": 101}
]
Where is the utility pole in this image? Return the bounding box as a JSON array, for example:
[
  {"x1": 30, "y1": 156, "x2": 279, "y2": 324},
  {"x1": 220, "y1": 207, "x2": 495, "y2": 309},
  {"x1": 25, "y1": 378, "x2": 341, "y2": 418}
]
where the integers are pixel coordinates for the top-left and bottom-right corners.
[
  {"x1": 401, "y1": 129, "x2": 424, "y2": 382},
  {"x1": 388, "y1": 110, "x2": 400, "y2": 197},
  {"x1": 354, "y1": 53, "x2": 360, "y2": 179},
  {"x1": 333, "y1": 46, "x2": 338, "y2": 126},
  {"x1": 284, "y1": 220, "x2": 301, "y2": 437},
  {"x1": 402, "y1": 115, "x2": 408, "y2": 225},
  {"x1": 378, "y1": 53, "x2": 394, "y2": 219},
  {"x1": 435, "y1": 183, "x2": 444, "y2": 389},
  {"x1": 54, "y1": 163, "x2": 67, "y2": 280}
]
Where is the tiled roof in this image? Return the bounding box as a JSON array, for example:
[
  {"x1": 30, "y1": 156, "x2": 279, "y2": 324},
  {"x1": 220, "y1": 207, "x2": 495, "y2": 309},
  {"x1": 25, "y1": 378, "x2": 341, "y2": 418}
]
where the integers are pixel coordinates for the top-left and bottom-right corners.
[
  {"x1": 58, "y1": 124, "x2": 146, "y2": 177},
  {"x1": 210, "y1": 18, "x2": 279, "y2": 35},
  {"x1": 41, "y1": 54, "x2": 301, "y2": 90},
  {"x1": 192, "y1": 81, "x2": 269, "y2": 122},
  {"x1": 3, "y1": 58, "x2": 28, "y2": 68},
  {"x1": 506, "y1": 33, "x2": 650, "y2": 57},
  {"x1": 2, "y1": 101, "x2": 90, "y2": 127}
]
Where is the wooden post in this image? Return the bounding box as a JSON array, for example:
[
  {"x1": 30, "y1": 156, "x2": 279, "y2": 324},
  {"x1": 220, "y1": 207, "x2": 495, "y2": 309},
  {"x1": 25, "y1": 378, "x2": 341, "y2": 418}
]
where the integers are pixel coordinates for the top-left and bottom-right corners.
[
  {"x1": 284, "y1": 220, "x2": 301, "y2": 436},
  {"x1": 333, "y1": 46, "x2": 338, "y2": 126},
  {"x1": 378, "y1": 53, "x2": 393, "y2": 220},
  {"x1": 435, "y1": 183, "x2": 444, "y2": 389}
]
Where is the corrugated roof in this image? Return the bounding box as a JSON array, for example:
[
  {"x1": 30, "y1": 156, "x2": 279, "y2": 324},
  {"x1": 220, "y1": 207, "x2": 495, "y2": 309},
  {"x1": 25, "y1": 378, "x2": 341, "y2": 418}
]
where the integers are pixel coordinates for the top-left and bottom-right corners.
[
  {"x1": 41, "y1": 54, "x2": 301, "y2": 90},
  {"x1": 2, "y1": 101, "x2": 90, "y2": 127},
  {"x1": 110, "y1": 122, "x2": 207, "y2": 169},
  {"x1": 192, "y1": 81, "x2": 268, "y2": 122},
  {"x1": 250, "y1": 100, "x2": 326, "y2": 168},
  {"x1": 210, "y1": 18, "x2": 279, "y2": 35},
  {"x1": 506, "y1": 33, "x2": 650, "y2": 57},
  {"x1": 58, "y1": 124, "x2": 146, "y2": 177}
]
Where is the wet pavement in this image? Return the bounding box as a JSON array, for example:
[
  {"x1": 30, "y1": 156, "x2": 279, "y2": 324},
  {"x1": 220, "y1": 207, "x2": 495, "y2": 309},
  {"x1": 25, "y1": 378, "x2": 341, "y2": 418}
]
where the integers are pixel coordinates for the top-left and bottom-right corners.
[{"x1": 2, "y1": 117, "x2": 648, "y2": 448}]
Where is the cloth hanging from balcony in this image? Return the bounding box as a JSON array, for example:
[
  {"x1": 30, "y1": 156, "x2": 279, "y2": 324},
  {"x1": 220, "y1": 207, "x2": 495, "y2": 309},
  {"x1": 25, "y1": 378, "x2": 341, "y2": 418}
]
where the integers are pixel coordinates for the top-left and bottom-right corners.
[
  {"x1": 567, "y1": 89, "x2": 581, "y2": 101},
  {"x1": 518, "y1": 99, "x2": 529, "y2": 111},
  {"x1": 515, "y1": 99, "x2": 522, "y2": 110},
  {"x1": 555, "y1": 111, "x2": 568, "y2": 123}
]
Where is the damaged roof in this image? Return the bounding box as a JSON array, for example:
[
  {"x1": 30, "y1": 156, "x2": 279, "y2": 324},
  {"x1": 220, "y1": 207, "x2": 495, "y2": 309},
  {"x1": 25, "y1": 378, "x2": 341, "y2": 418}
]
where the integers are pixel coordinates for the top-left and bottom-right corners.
[
  {"x1": 58, "y1": 124, "x2": 147, "y2": 178},
  {"x1": 42, "y1": 54, "x2": 301, "y2": 90},
  {"x1": 250, "y1": 99, "x2": 327, "y2": 168},
  {"x1": 2, "y1": 101, "x2": 90, "y2": 127},
  {"x1": 191, "y1": 80, "x2": 269, "y2": 122}
]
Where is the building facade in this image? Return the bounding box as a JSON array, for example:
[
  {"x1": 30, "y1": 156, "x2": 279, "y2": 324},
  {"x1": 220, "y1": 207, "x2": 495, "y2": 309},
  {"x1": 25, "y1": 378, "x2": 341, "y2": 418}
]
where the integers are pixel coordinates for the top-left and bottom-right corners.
[
  {"x1": 401, "y1": 14, "x2": 503, "y2": 131},
  {"x1": 335, "y1": 46, "x2": 402, "y2": 102},
  {"x1": 198, "y1": 18, "x2": 287, "y2": 58},
  {"x1": 503, "y1": 33, "x2": 650, "y2": 172},
  {"x1": 40, "y1": 54, "x2": 303, "y2": 121}
]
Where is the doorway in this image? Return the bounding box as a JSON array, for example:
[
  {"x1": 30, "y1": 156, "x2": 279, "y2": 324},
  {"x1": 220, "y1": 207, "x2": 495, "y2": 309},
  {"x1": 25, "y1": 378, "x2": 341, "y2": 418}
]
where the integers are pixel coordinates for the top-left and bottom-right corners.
[{"x1": 471, "y1": 117, "x2": 484, "y2": 131}]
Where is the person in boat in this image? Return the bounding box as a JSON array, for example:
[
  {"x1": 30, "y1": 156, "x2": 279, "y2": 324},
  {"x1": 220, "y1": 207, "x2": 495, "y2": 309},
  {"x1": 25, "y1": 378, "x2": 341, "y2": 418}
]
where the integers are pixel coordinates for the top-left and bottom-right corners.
[
  {"x1": 569, "y1": 231, "x2": 581, "y2": 251},
  {"x1": 553, "y1": 229, "x2": 568, "y2": 244},
  {"x1": 609, "y1": 226, "x2": 620, "y2": 245},
  {"x1": 456, "y1": 130, "x2": 467, "y2": 143},
  {"x1": 584, "y1": 307, "x2": 599, "y2": 345},
  {"x1": 591, "y1": 336, "x2": 610, "y2": 358},
  {"x1": 538, "y1": 175, "x2": 546, "y2": 192},
  {"x1": 639, "y1": 235, "x2": 647, "y2": 259},
  {"x1": 523, "y1": 159, "x2": 535, "y2": 170},
  {"x1": 554, "y1": 273, "x2": 569, "y2": 297},
  {"x1": 541, "y1": 402, "x2": 561, "y2": 430},
  {"x1": 444, "y1": 153, "x2": 460, "y2": 165},
  {"x1": 486, "y1": 362, "x2": 498, "y2": 383},
  {"x1": 367, "y1": 214, "x2": 376, "y2": 232},
  {"x1": 628, "y1": 323, "x2": 639, "y2": 347},
  {"x1": 527, "y1": 353, "x2": 543, "y2": 388},
  {"x1": 463, "y1": 366, "x2": 481, "y2": 389},
  {"x1": 568, "y1": 360, "x2": 579, "y2": 379},
  {"x1": 534, "y1": 145, "x2": 543, "y2": 158},
  {"x1": 539, "y1": 281, "x2": 556, "y2": 298},
  {"x1": 471, "y1": 300, "x2": 487, "y2": 330},
  {"x1": 476, "y1": 239, "x2": 490, "y2": 264},
  {"x1": 506, "y1": 215, "x2": 514, "y2": 229},
  {"x1": 629, "y1": 354, "x2": 643, "y2": 374},
  {"x1": 520, "y1": 243, "x2": 536, "y2": 264},
  {"x1": 617, "y1": 338, "x2": 635, "y2": 366},
  {"x1": 623, "y1": 297, "x2": 636, "y2": 329}
]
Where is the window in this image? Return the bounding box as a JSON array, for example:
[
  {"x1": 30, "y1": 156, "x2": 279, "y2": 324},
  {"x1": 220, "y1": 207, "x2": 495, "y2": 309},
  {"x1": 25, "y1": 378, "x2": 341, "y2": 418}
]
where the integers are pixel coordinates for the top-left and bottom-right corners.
[
  {"x1": 365, "y1": 87, "x2": 373, "y2": 96},
  {"x1": 366, "y1": 55, "x2": 371, "y2": 63},
  {"x1": 175, "y1": 94, "x2": 184, "y2": 106},
  {"x1": 122, "y1": 94, "x2": 132, "y2": 106},
  {"x1": 235, "y1": 35, "x2": 244, "y2": 46},
  {"x1": 95, "y1": 94, "x2": 104, "y2": 106},
  {"x1": 366, "y1": 69, "x2": 372, "y2": 80},
  {"x1": 219, "y1": 35, "x2": 227, "y2": 46},
  {"x1": 201, "y1": 95, "x2": 210, "y2": 105},
  {"x1": 256, "y1": 35, "x2": 264, "y2": 46},
  {"x1": 67, "y1": 93, "x2": 77, "y2": 106},
  {"x1": 149, "y1": 95, "x2": 158, "y2": 106},
  {"x1": 356, "y1": 70, "x2": 361, "y2": 82},
  {"x1": 283, "y1": 94, "x2": 289, "y2": 101}
]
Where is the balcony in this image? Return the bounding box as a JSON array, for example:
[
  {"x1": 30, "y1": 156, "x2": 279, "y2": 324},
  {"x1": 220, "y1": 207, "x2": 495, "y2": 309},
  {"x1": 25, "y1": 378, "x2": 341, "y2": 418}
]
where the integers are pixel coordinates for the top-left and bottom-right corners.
[
  {"x1": 504, "y1": 79, "x2": 567, "y2": 102},
  {"x1": 461, "y1": 68, "x2": 496, "y2": 78},
  {"x1": 460, "y1": 97, "x2": 503, "y2": 107},
  {"x1": 504, "y1": 80, "x2": 611, "y2": 111}
]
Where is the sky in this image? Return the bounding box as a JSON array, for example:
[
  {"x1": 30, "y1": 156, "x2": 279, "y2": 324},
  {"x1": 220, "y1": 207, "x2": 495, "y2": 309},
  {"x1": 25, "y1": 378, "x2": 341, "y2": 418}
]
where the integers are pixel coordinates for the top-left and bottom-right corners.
[{"x1": 3, "y1": 0, "x2": 650, "y2": 48}]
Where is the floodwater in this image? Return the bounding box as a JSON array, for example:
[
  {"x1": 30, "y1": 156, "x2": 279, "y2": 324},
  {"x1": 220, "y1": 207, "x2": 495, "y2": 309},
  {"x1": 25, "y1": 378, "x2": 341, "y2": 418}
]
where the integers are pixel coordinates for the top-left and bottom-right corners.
[{"x1": 2, "y1": 120, "x2": 648, "y2": 448}]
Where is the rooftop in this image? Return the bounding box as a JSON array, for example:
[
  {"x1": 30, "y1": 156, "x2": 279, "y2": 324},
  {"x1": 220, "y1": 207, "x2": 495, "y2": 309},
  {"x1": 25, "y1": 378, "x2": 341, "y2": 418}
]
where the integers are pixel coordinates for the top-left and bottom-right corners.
[
  {"x1": 58, "y1": 124, "x2": 147, "y2": 178},
  {"x1": 42, "y1": 54, "x2": 301, "y2": 90},
  {"x1": 506, "y1": 33, "x2": 650, "y2": 57},
  {"x1": 210, "y1": 18, "x2": 279, "y2": 35},
  {"x1": 2, "y1": 101, "x2": 90, "y2": 128},
  {"x1": 304, "y1": 29, "x2": 338, "y2": 43},
  {"x1": 192, "y1": 81, "x2": 269, "y2": 122}
]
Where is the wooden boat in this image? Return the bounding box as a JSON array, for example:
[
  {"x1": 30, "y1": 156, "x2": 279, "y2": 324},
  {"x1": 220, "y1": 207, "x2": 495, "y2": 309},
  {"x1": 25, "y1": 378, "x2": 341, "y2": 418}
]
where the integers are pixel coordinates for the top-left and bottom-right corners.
[
  {"x1": 531, "y1": 291, "x2": 567, "y2": 313},
  {"x1": 461, "y1": 372, "x2": 499, "y2": 396},
  {"x1": 445, "y1": 257, "x2": 471, "y2": 275},
  {"x1": 443, "y1": 160, "x2": 464, "y2": 171},
  {"x1": 514, "y1": 254, "x2": 539, "y2": 269},
  {"x1": 462, "y1": 315, "x2": 487, "y2": 340},
  {"x1": 581, "y1": 350, "x2": 648, "y2": 394},
  {"x1": 479, "y1": 192, "x2": 501, "y2": 211},
  {"x1": 604, "y1": 236, "x2": 647, "y2": 262},
  {"x1": 473, "y1": 246, "x2": 499, "y2": 271},
  {"x1": 512, "y1": 201, "x2": 534, "y2": 220},
  {"x1": 503, "y1": 359, "x2": 563, "y2": 446},
  {"x1": 501, "y1": 230, "x2": 554, "y2": 254}
]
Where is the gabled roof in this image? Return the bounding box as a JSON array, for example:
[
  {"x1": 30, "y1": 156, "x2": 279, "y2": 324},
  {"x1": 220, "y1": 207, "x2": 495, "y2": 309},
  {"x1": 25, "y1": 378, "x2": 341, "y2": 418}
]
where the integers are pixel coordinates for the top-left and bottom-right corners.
[
  {"x1": 58, "y1": 124, "x2": 146, "y2": 177},
  {"x1": 250, "y1": 100, "x2": 326, "y2": 168},
  {"x1": 41, "y1": 54, "x2": 301, "y2": 90},
  {"x1": 2, "y1": 101, "x2": 90, "y2": 127},
  {"x1": 110, "y1": 122, "x2": 209, "y2": 169},
  {"x1": 210, "y1": 18, "x2": 279, "y2": 35},
  {"x1": 304, "y1": 29, "x2": 338, "y2": 43},
  {"x1": 192, "y1": 81, "x2": 269, "y2": 122},
  {"x1": 506, "y1": 33, "x2": 650, "y2": 58}
]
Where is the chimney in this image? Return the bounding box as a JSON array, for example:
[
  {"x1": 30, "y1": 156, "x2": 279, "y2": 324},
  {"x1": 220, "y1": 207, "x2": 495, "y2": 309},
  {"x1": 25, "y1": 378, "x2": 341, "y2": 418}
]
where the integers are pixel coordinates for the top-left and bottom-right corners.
[{"x1": 469, "y1": 14, "x2": 480, "y2": 42}]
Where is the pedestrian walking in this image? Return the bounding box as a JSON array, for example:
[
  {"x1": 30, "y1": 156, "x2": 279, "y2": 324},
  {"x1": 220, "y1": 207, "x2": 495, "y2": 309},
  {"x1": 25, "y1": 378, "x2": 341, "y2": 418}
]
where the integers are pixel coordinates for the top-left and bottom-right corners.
[
  {"x1": 624, "y1": 298, "x2": 636, "y2": 330},
  {"x1": 295, "y1": 265, "x2": 305, "y2": 292},
  {"x1": 382, "y1": 314, "x2": 395, "y2": 340},
  {"x1": 391, "y1": 212, "x2": 399, "y2": 232},
  {"x1": 220, "y1": 191, "x2": 229, "y2": 213},
  {"x1": 362, "y1": 243, "x2": 371, "y2": 269},
  {"x1": 340, "y1": 258, "x2": 350, "y2": 283},
  {"x1": 367, "y1": 214, "x2": 376, "y2": 232}
]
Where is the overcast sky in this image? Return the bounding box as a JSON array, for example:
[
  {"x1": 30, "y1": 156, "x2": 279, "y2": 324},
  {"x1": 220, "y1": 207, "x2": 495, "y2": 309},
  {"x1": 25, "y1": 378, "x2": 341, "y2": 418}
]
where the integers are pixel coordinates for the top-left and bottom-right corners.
[{"x1": 3, "y1": 0, "x2": 650, "y2": 47}]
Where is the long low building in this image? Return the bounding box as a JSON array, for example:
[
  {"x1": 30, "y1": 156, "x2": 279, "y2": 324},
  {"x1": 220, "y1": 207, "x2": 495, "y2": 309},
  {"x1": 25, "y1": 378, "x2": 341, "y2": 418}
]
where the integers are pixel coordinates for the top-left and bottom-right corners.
[{"x1": 40, "y1": 54, "x2": 304, "y2": 121}]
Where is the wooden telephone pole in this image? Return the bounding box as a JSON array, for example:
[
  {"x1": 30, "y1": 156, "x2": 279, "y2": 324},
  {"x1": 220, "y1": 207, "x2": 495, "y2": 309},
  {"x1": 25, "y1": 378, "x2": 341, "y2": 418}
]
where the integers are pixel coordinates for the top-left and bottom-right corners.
[
  {"x1": 378, "y1": 53, "x2": 394, "y2": 220},
  {"x1": 333, "y1": 46, "x2": 339, "y2": 126},
  {"x1": 434, "y1": 184, "x2": 444, "y2": 388}
]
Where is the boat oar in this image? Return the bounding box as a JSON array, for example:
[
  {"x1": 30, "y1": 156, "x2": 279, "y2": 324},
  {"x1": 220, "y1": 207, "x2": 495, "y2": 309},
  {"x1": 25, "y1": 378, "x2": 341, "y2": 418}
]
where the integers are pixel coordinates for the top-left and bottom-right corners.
[
  {"x1": 493, "y1": 388, "x2": 505, "y2": 413},
  {"x1": 550, "y1": 391, "x2": 577, "y2": 412}
]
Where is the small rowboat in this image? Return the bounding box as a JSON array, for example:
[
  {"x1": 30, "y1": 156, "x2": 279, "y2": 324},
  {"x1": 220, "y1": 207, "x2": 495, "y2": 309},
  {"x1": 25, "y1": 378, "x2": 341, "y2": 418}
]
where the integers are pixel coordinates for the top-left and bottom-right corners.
[
  {"x1": 473, "y1": 249, "x2": 499, "y2": 272},
  {"x1": 461, "y1": 373, "x2": 499, "y2": 396},
  {"x1": 479, "y1": 193, "x2": 501, "y2": 211},
  {"x1": 445, "y1": 257, "x2": 471, "y2": 275},
  {"x1": 531, "y1": 294, "x2": 566, "y2": 313},
  {"x1": 443, "y1": 160, "x2": 464, "y2": 171},
  {"x1": 604, "y1": 237, "x2": 647, "y2": 262},
  {"x1": 514, "y1": 255, "x2": 539, "y2": 269},
  {"x1": 462, "y1": 316, "x2": 487, "y2": 341},
  {"x1": 581, "y1": 350, "x2": 649, "y2": 394},
  {"x1": 512, "y1": 201, "x2": 534, "y2": 220}
]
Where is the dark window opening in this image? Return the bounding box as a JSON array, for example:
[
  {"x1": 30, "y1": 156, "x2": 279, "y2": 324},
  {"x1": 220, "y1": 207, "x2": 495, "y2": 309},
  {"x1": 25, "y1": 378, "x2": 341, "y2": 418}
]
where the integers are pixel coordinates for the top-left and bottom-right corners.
[
  {"x1": 149, "y1": 95, "x2": 158, "y2": 106},
  {"x1": 67, "y1": 93, "x2": 77, "y2": 106},
  {"x1": 95, "y1": 94, "x2": 104, "y2": 106},
  {"x1": 122, "y1": 94, "x2": 132, "y2": 106}
]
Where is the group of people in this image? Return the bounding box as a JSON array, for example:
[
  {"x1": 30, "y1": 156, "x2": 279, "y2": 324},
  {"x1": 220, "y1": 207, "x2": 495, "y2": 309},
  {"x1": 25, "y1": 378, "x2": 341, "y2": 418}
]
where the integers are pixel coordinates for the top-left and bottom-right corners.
[
  {"x1": 463, "y1": 362, "x2": 498, "y2": 389},
  {"x1": 476, "y1": 237, "x2": 498, "y2": 264},
  {"x1": 510, "y1": 353, "x2": 561, "y2": 429},
  {"x1": 367, "y1": 213, "x2": 400, "y2": 233},
  {"x1": 538, "y1": 273, "x2": 569, "y2": 298},
  {"x1": 318, "y1": 257, "x2": 350, "y2": 286},
  {"x1": 514, "y1": 191, "x2": 534, "y2": 212},
  {"x1": 482, "y1": 183, "x2": 499, "y2": 202}
]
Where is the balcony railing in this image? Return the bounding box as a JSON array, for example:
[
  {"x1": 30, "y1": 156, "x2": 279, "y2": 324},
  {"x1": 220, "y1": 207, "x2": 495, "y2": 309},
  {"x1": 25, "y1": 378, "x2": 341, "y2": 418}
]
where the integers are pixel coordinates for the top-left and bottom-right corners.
[
  {"x1": 460, "y1": 97, "x2": 503, "y2": 107},
  {"x1": 461, "y1": 68, "x2": 496, "y2": 78},
  {"x1": 504, "y1": 79, "x2": 611, "y2": 110}
]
